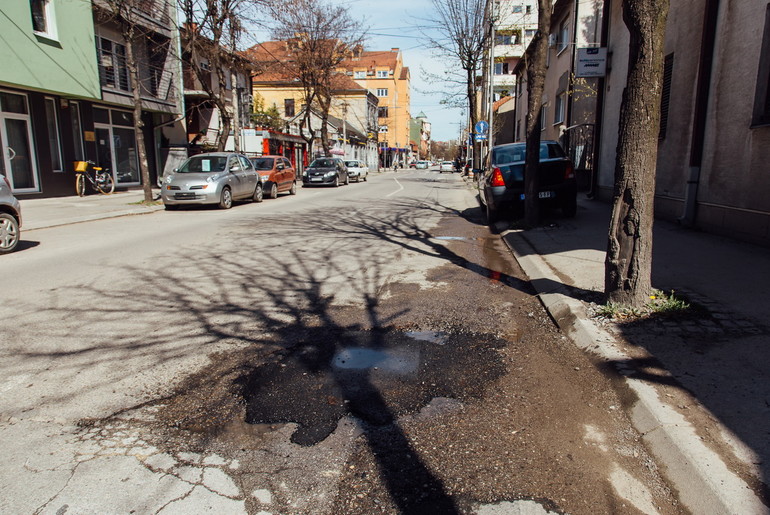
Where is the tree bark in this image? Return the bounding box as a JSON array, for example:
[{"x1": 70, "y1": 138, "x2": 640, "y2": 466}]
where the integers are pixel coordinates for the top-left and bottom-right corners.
[
  {"x1": 604, "y1": 0, "x2": 670, "y2": 307},
  {"x1": 523, "y1": 0, "x2": 552, "y2": 227},
  {"x1": 124, "y1": 26, "x2": 153, "y2": 203}
]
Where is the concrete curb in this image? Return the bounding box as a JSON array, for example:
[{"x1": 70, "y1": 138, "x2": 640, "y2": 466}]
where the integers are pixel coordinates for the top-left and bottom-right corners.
[
  {"x1": 25, "y1": 206, "x2": 164, "y2": 231},
  {"x1": 500, "y1": 228, "x2": 770, "y2": 515}
]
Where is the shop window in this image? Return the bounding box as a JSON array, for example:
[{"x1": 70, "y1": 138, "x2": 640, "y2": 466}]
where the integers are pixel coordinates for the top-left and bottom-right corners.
[
  {"x1": 44, "y1": 98, "x2": 62, "y2": 172},
  {"x1": 70, "y1": 101, "x2": 84, "y2": 161}
]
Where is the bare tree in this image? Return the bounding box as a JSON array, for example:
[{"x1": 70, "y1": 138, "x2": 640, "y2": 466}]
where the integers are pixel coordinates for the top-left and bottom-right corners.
[
  {"x1": 604, "y1": 0, "x2": 670, "y2": 307},
  {"x1": 93, "y1": 0, "x2": 166, "y2": 202},
  {"x1": 178, "y1": 0, "x2": 258, "y2": 151},
  {"x1": 521, "y1": 0, "x2": 553, "y2": 227},
  {"x1": 264, "y1": 0, "x2": 366, "y2": 156},
  {"x1": 423, "y1": 0, "x2": 494, "y2": 171}
]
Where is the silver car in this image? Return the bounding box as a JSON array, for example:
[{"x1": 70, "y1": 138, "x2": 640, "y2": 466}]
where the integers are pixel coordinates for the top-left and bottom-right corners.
[
  {"x1": 344, "y1": 160, "x2": 368, "y2": 182},
  {"x1": 0, "y1": 174, "x2": 22, "y2": 254},
  {"x1": 161, "y1": 152, "x2": 261, "y2": 210}
]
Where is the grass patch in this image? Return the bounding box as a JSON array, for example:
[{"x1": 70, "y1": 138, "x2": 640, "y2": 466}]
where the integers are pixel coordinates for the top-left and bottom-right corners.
[
  {"x1": 130, "y1": 199, "x2": 163, "y2": 206},
  {"x1": 594, "y1": 289, "x2": 701, "y2": 322}
]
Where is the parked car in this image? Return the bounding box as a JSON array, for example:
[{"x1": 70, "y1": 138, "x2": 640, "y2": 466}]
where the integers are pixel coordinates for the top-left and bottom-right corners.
[
  {"x1": 161, "y1": 152, "x2": 261, "y2": 210},
  {"x1": 250, "y1": 155, "x2": 297, "y2": 198},
  {"x1": 344, "y1": 160, "x2": 368, "y2": 182},
  {"x1": 415, "y1": 161, "x2": 429, "y2": 169},
  {"x1": 0, "y1": 174, "x2": 21, "y2": 254},
  {"x1": 439, "y1": 161, "x2": 454, "y2": 173},
  {"x1": 303, "y1": 157, "x2": 349, "y2": 187},
  {"x1": 480, "y1": 140, "x2": 577, "y2": 223}
]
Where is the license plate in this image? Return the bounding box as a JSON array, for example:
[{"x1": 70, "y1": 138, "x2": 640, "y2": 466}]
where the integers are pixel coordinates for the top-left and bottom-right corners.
[
  {"x1": 520, "y1": 191, "x2": 555, "y2": 200},
  {"x1": 310, "y1": 177, "x2": 323, "y2": 182},
  {"x1": 175, "y1": 192, "x2": 196, "y2": 199}
]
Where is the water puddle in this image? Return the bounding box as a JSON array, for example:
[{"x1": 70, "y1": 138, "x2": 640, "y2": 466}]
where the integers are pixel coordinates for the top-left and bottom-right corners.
[
  {"x1": 404, "y1": 331, "x2": 447, "y2": 345},
  {"x1": 333, "y1": 347, "x2": 419, "y2": 374}
]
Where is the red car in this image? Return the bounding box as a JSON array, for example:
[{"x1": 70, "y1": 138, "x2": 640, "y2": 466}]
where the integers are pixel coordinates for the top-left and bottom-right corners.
[{"x1": 249, "y1": 155, "x2": 298, "y2": 198}]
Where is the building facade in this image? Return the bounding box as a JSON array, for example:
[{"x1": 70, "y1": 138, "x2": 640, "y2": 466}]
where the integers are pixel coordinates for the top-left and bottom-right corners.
[
  {"x1": 338, "y1": 48, "x2": 412, "y2": 168},
  {"x1": 0, "y1": 0, "x2": 186, "y2": 198}
]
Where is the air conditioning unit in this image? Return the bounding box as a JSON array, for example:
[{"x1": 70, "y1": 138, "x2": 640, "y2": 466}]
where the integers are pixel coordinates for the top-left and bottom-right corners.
[{"x1": 548, "y1": 34, "x2": 557, "y2": 47}]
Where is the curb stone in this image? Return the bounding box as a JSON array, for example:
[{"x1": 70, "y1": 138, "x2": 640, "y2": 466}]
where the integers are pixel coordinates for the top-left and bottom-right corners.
[{"x1": 500, "y1": 228, "x2": 770, "y2": 515}]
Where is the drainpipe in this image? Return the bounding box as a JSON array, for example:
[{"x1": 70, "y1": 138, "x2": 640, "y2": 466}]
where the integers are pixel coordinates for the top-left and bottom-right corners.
[
  {"x1": 587, "y1": 0, "x2": 611, "y2": 198},
  {"x1": 681, "y1": 0, "x2": 720, "y2": 226}
]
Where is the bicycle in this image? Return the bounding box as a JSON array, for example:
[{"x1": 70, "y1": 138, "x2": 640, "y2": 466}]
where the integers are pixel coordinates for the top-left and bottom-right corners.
[{"x1": 74, "y1": 160, "x2": 115, "y2": 196}]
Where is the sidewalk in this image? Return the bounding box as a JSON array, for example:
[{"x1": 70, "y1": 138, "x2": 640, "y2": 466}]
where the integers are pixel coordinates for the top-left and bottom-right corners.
[
  {"x1": 501, "y1": 198, "x2": 770, "y2": 514},
  {"x1": 19, "y1": 190, "x2": 164, "y2": 231}
]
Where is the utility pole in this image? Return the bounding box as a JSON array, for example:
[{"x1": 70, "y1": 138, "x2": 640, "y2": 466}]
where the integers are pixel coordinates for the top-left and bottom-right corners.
[{"x1": 342, "y1": 102, "x2": 348, "y2": 159}]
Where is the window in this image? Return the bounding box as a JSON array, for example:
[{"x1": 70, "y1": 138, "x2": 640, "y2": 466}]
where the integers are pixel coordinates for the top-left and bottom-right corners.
[
  {"x1": 377, "y1": 70, "x2": 389, "y2": 78},
  {"x1": 512, "y1": 5, "x2": 523, "y2": 13},
  {"x1": 494, "y1": 62, "x2": 509, "y2": 75},
  {"x1": 753, "y1": 5, "x2": 770, "y2": 126},
  {"x1": 378, "y1": 106, "x2": 389, "y2": 118},
  {"x1": 540, "y1": 104, "x2": 547, "y2": 131},
  {"x1": 659, "y1": 53, "x2": 674, "y2": 138},
  {"x1": 30, "y1": 0, "x2": 57, "y2": 39},
  {"x1": 378, "y1": 125, "x2": 388, "y2": 133},
  {"x1": 69, "y1": 101, "x2": 84, "y2": 161},
  {"x1": 526, "y1": 5, "x2": 532, "y2": 14},
  {"x1": 554, "y1": 93, "x2": 565, "y2": 125},
  {"x1": 97, "y1": 37, "x2": 130, "y2": 91},
  {"x1": 525, "y1": 29, "x2": 537, "y2": 39},
  {"x1": 44, "y1": 98, "x2": 62, "y2": 172},
  {"x1": 377, "y1": 88, "x2": 388, "y2": 97},
  {"x1": 558, "y1": 18, "x2": 569, "y2": 53},
  {"x1": 284, "y1": 98, "x2": 295, "y2": 117},
  {"x1": 354, "y1": 70, "x2": 366, "y2": 79}
]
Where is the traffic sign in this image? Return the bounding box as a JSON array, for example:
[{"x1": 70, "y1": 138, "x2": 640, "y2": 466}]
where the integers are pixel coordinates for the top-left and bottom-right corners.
[{"x1": 475, "y1": 121, "x2": 489, "y2": 135}]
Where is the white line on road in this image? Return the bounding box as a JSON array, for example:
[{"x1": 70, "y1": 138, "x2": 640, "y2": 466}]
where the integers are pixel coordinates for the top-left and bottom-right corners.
[{"x1": 386, "y1": 176, "x2": 404, "y2": 197}]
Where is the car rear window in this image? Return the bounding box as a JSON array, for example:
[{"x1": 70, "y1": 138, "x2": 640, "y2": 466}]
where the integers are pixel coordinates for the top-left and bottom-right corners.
[
  {"x1": 344, "y1": 161, "x2": 359, "y2": 167},
  {"x1": 251, "y1": 158, "x2": 274, "y2": 170},
  {"x1": 310, "y1": 159, "x2": 336, "y2": 168},
  {"x1": 492, "y1": 143, "x2": 565, "y2": 165},
  {"x1": 178, "y1": 156, "x2": 228, "y2": 173}
]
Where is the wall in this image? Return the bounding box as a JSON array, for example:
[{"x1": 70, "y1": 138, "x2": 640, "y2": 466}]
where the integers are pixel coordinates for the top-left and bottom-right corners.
[{"x1": 0, "y1": 1, "x2": 100, "y2": 99}]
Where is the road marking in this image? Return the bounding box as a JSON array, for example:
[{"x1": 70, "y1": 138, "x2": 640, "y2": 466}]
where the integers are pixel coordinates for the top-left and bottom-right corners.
[{"x1": 386, "y1": 177, "x2": 404, "y2": 197}]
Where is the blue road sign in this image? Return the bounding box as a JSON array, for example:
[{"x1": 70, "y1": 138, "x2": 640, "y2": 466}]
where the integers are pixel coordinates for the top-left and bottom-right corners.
[{"x1": 475, "y1": 121, "x2": 489, "y2": 135}]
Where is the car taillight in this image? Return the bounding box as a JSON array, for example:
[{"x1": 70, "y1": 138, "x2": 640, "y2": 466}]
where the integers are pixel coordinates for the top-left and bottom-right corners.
[
  {"x1": 565, "y1": 163, "x2": 574, "y2": 179},
  {"x1": 491, "y1": 167, "x2": 505, "y2": 187}
]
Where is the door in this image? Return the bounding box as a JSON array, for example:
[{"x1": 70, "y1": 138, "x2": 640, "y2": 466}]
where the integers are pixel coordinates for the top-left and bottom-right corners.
[
  {"x1": 0, "y1": 91, "x2": 39, "y2": 192},
  {"x1": 95, "y1": 123, "x2": 140, "y2": 186}
]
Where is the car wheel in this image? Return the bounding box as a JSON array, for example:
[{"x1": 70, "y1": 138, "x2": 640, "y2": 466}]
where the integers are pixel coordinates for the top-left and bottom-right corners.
[
  {"x1": 486, "y1": 201, "x2": 499, "y2": 224},
  {"x1": 363, "y1": 174, "x2": 367, "y2": 182},
  {"x1": 333, "y1": 176, "x2": 340, "y2": 187},
  {"x1": 219, "y1": 187, "x2": 233, "y2": 209},
  {"x1": 0, "y1": 213, "x2": 20, "y2": 254},
  {"x1": 268, "y1": 183, "x2": 278, "y2": 199},
  {"x1": 344, "y1": 174, "x2": 349, "y2": 185},
  {"x1": 289, "y1": 181, "x2": 297, "y2": 195},
  {"x1": 252, "y1": 183, "x2": 264, "y2": 203}
]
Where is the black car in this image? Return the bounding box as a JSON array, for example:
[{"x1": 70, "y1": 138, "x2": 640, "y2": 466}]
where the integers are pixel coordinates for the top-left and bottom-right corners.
[
  {"x1": 302, "y1": 157, "x2": 350, "y2": 187},
  {"x1": 480, "y1": 141, "x2": 577, "y2": 222}
]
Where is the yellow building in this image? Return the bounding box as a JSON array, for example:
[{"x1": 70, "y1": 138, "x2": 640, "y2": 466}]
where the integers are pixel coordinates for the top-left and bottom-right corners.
[{"x1": 338, "y1": 48, "x2": 411, "y2": 167}]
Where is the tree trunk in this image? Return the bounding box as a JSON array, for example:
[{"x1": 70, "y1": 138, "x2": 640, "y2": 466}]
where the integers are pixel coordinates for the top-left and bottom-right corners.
[
  {"x1": 466, "y1": 67, "x2": 478, "y2": 172},
  {"x1": 124, "y1": 28, "x2": 154, "y2": 203},
  {"x1": 523, "y1": 0, "x2": 552, "y2": 227},
  {"x1": 604, "y1": 0, "x2": 670, "y2": 307}
]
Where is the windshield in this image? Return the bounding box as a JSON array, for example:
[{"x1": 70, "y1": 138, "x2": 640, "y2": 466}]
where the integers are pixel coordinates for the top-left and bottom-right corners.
[
  {"x1": 178, "y1": 155, "x2": 228, "y2": 173},
  {"x1": 344, "y1": 161, "x2": 359, "y2": 167},
  {"x1": 310, "y1": 159, "x2": 336, "y2": 168},
  {"x1": 251, "y1": 158, "x2": 275, "y2": 171}
]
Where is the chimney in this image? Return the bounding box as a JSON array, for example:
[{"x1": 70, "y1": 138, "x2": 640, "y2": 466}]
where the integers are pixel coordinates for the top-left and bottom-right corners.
[{"x1": 391, "y1": 48, "x2": 399, "y2": 52}]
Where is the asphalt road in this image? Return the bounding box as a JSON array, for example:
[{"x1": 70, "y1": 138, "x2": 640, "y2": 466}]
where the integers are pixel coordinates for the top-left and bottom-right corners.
[{"x1": 0, "y1": 168, "x2": 685, "y2": 514}]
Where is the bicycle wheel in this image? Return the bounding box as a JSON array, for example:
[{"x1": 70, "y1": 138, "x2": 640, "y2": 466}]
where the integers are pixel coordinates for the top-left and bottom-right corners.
[
  {"x1": 75, "y1": 174, "x2": 86, "y2": 197},
  {"x1": 96, "y1": 173, "x2": 115, "y2": 195}
]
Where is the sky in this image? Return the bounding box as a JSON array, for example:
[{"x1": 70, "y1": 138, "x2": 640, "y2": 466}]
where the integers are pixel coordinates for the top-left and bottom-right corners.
[{"x1": 338, "y1": 0, "x2": 467, "y2": 142}]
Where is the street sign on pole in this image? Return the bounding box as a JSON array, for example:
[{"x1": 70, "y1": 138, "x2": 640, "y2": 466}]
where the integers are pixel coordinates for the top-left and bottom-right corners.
[{"x1": 475, "y1": 121, "x2": 489, "y2": 135}]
